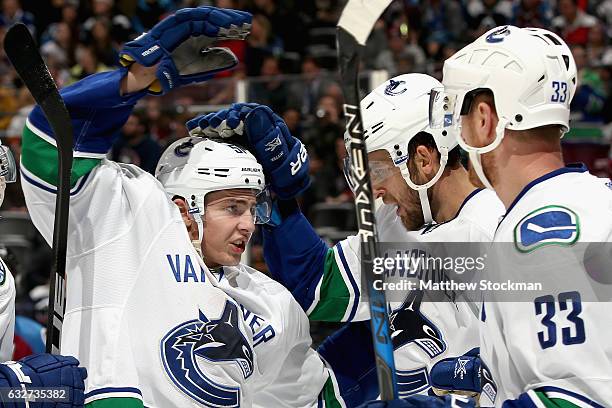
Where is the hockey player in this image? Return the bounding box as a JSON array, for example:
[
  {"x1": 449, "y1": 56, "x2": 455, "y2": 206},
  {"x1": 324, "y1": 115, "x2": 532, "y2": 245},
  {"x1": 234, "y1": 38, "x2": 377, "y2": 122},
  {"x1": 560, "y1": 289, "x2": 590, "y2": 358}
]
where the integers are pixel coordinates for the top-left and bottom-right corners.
[
  {"x1": 1, "y1": 134, "x2": 87, "y2": 408},
  {"x1": 189, "y1": 73, "x2": 505, "y2": 405},
  {"x1": 19, "y1": 6, "x2": 260, "y2": 407},
  {"x1": 0, "y1": 141, "x2": 16, "y2": 361},
  {"x1": 155, "y1": 136, "x2": 339, "y2": 407},
  {"x1": 431, "y1": 25, "x2": 612, "y2": 405}
]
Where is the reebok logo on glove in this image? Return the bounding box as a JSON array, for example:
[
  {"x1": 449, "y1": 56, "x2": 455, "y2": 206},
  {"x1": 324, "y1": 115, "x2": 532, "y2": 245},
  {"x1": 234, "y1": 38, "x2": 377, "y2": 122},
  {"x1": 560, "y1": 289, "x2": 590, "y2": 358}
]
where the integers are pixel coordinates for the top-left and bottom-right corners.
[
  {"x1": 142, "y1": 45, "x2": 160, "y2": 57},
  {"x1": 265, "y1": 137, "x2": 282, "y2": 152},
  {"x1": 290, "y1": 143, "x2": 308, "y2": 176}
]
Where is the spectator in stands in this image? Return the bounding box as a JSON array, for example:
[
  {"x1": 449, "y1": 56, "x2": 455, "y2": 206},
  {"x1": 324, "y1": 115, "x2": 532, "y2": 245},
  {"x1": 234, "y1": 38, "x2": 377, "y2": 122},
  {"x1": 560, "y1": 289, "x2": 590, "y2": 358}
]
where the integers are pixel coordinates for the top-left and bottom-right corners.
[
  {"x1": 552, "y1": 0, "x2": 599, "y2": 45},
  {"x1": 41, "y1": 21, "x2": 75, "y2": 68},
  {"x1": 304, "y1": 94, "x2": 343, "y2": 165},
  {"x1": 132, "y1": 0, "x2": 175, "y2": 32},
  {"x1": 375, "y1": 26, "x2": 426, "y2": 75},
  {"x1": 292, "y1": 55, "x2": 335, "y2": 117},
  {"x1": 421, "y1": 0, "x2": 466, "y2": 54},
  {"x1": 68, "y1": 44, "x2": 110, "y2": 83},
  {"x1": 282, "y1": 107, "x2": 302, "y2": 140},
  {"x1": 245, "y1": 13, "x2": 281, "y2": 76},
  {"x1": 511, "y1": 0, "x2": 552, "y2": 28},
  {"x1": 82, "y1": 0, "x2": 133, "y2": 44},
  {"x1": 111, "y1": 113, "x2": 161, "y2": 175},
  {"x1": 586, "y1": 24, "x2": 610, "y2": 65},
  {"x1": 249, "y1": 55, "x2": 292, "y2": 113},
  {"x1": 466, "y1": 0, "x2": 513, "y2": 39},
  {"x1": 0, "y1": 0, "x2": 35, "y2": 35},
  {"x1": 250, "y1": 0, "x2": 306, "y2": 54},
  {"x1": 87, "y1": 17, "x2": 119, "y2": 66},
  {"x1": 571, "y1": 44, "x2": 607, "y2": 122}
]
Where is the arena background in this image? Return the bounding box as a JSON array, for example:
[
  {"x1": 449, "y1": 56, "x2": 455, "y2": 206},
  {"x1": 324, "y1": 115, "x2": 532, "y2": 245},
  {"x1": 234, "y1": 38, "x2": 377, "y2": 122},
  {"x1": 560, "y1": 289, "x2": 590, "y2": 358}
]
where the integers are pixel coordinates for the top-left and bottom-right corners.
[{"x1": 0, "y1": 0, "x2": 610, "y2": 353}]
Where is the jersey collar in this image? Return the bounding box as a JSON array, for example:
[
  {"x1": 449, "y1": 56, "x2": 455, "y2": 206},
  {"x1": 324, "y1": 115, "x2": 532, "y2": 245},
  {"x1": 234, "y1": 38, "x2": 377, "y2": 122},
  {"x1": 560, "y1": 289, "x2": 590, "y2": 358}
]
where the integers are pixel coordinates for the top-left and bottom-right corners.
[
  {"x1": 420, "y1": 188, "x2": 483, "y2": 233},
  {"x1": 500, "y1": 163, "x2": 588, "y2": 227}
]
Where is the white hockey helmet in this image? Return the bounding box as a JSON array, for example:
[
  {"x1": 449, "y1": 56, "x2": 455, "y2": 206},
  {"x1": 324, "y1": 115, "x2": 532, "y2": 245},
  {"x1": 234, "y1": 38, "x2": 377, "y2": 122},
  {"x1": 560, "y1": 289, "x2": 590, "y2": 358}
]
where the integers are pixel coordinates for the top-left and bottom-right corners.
[
  {"x1": 0, "y1": 141, "x2": 17, "y2": 207},
  {"x1": 156, "y1": 137, "x2": 270, "y2": 243},
  {"x1": 430, "y1": 25, "x2": 577, "y2": 188},
  {"x1": 344, "y1": 73, "x2": 458, "y2": 223}
]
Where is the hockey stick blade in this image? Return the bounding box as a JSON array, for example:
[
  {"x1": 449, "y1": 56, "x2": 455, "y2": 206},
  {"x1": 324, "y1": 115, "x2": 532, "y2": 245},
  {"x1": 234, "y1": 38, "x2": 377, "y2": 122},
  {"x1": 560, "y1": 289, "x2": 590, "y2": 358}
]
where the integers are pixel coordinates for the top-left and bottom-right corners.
[
  {"x1": 4, "y1": 23, "x2": 73, "y2": 354},
  {"x1": 336, "y1": 0, "x2": 397, "y2": 400}
]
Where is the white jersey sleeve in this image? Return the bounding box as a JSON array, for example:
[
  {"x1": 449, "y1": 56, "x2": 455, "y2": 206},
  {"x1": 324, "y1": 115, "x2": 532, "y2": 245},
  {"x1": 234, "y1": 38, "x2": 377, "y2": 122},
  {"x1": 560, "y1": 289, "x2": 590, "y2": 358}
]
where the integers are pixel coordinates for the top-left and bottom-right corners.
[
  {"x1": 482, "y1": 167, "x2": 612, "y2": 406},
  {"x1": 0, "y1": 258, "x2": 15, "y2": 361}
]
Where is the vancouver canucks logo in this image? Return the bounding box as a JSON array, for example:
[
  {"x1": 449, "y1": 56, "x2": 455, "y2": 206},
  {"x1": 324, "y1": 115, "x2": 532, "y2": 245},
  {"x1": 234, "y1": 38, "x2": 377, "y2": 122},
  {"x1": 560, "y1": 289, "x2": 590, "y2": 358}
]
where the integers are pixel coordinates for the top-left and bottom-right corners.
[
  {"x1": 384, "y1": 79, "x2": 407, "y2": 96},
  {"x1": 161, "y1": 301, "x2": 254, "y2": 407},
  {"x1": 486, "y1": 25, "x2": 511, "y2": 43},
  {"x1": 514, "y1": 205, "x2": 580, "y2": 253},
  {"x1": 389, "y1": 290, "x2": 446, "y2": 358}
]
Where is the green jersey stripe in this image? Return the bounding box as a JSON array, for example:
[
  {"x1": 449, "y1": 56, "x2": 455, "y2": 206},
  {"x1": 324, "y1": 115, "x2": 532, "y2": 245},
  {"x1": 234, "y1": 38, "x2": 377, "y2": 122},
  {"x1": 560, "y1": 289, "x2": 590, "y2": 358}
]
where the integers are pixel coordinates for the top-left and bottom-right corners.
[
  {"x1": 308, "y1": 248, "x2": 352, "y2": 321},
  {"x1": 21, "y1": 122, "x2": 100, "y2": 188},
  {"x1": 85, "y1": 397, "x2": 143, "y2": 408},
  {"x1": 535, "y1": 391, "x2": 582, "y2": 408}
]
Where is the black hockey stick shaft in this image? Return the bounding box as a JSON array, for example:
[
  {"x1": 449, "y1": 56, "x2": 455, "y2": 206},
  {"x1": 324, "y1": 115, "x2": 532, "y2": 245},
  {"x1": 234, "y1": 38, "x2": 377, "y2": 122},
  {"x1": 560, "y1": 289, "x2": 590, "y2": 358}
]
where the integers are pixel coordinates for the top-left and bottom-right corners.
[
  {"x1": 337, "y1": 0, "x2": 397, "y2": 400},
  {"x1": 4, "y1": 24, "x2": 73, "y2": 354}
]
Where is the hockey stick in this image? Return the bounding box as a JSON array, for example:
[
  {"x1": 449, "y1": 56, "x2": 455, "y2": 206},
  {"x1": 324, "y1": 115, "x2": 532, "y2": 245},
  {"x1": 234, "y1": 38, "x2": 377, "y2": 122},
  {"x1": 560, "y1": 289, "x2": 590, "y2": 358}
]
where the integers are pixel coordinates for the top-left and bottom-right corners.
[
  {"x1": 4, "y1": 24, "x2": 73, "y2": 354},
  {"x1": 337, "y1": 0, "x2": 397, "y2": 400}
]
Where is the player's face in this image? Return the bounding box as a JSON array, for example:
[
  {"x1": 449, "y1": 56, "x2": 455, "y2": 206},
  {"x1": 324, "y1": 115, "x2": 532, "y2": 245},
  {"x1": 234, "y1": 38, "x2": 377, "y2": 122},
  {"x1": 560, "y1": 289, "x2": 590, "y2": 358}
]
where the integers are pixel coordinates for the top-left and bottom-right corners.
[
  {"x1": 202, "y1": 189, "x2": 257, "y2": 268},
  {"x1": 368, "y1": 150, "x2": 425, "y2": 231}
]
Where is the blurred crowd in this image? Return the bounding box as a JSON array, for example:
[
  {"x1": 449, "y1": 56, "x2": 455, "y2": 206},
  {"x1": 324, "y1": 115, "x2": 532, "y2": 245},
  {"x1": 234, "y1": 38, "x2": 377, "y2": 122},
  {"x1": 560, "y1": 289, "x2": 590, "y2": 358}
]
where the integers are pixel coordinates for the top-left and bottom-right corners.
[{"x1": 0, "y1": 0, "x2": 611, "y2": 351}]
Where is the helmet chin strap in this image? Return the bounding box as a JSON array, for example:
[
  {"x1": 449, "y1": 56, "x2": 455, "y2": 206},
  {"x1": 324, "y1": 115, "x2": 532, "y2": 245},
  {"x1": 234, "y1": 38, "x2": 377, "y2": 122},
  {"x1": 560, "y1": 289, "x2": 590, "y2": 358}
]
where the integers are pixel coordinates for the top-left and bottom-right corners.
[
  {"x1": 457, "y1": 118, "x2": 508, "y2": 191},
  {"x1": 192, "y1": 213, "x2": 204, "y2": 258},
  {"x1": 469, "y1": 151, "x2": 493, "y2": 190},
  {"x1": 399, "y1": 148, "x2": 449, "y2": 225}
]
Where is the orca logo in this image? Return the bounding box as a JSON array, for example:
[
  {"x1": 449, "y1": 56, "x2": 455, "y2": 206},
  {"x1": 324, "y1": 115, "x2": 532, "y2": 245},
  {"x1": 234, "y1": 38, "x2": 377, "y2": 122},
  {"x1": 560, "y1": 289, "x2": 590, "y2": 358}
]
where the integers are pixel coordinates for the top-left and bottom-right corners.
[
  {"x1": 389, "y1": 291, "x2": 446, "y2": 358},
  {"x1": 384, "y1": 79, "x2": 407, "y2": 96},
  {"x1": 161, "y1": 301, "x2": 254, "y2": 407},
  {"x1": 486, "y1": 26, "x2": 511, "y2": 43},
  {"x1": 514, "y1": 205, "x2": 580, "y2": 252}
]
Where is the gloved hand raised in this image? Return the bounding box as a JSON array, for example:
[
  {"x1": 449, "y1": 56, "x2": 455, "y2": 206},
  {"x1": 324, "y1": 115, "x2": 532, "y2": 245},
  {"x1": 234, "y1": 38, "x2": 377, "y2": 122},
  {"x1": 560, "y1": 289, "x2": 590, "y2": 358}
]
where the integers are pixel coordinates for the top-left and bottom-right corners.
[
  {"x1": 120, "y1": 7, "x2": 251, "y2": 94},
  {"x1": 186, "y1": 103, "x2": 310, "y2": 199}
]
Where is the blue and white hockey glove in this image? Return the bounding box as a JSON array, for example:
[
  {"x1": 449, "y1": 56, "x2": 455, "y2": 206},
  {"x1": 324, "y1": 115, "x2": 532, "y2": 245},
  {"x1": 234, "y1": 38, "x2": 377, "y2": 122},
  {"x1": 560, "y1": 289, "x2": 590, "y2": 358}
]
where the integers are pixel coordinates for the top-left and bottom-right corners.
[
  {"x1": 0, "y1": 353, "x2": 87, "y2": 407},
  {"x1": 430, "y1": 347, "x2": 483, "y2": 403},
  {"x1": 120, "y1": 6, "x2": 251, "y2": 94},
  {"x1": 358, "y1": 395, "x2": 475, "y2": 408},
  {"x1": 186, "y1": 103, "x2": 311, "y2": 199}
]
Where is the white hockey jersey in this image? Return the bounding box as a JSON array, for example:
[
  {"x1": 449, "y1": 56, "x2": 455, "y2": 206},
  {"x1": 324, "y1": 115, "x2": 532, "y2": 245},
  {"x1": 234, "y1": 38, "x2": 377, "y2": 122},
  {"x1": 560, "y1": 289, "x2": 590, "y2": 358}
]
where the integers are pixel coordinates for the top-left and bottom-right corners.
[
  {"x1": 306, "y1": 188, "x2": 505, "y2": 398},
  {"x1": 22, "y1": 151, "x2": 257, "y2": 407},
  {"x1": 481, "y1": 165, "x2": 612, "y2": 406},
  {"x1": 211, "y1": 264, "x2": 332, "y2": 408},
  {"x1": 0, "y1": 257, "x2": 15, "y2": 361}
]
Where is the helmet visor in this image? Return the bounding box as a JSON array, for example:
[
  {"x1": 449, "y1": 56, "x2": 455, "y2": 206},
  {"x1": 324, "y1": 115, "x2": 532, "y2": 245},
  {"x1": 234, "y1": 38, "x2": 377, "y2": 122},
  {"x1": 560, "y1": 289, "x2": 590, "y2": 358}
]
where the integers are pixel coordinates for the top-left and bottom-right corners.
[
  {"x1": 0, "y1": 145, "x2": 17, "y2": 183},
  {"x1": 343, "y1": 156, "x2": 397, "y2": 194},
  {"x1": 204, "y1": 187, "x2": 272, "y2": 225}
]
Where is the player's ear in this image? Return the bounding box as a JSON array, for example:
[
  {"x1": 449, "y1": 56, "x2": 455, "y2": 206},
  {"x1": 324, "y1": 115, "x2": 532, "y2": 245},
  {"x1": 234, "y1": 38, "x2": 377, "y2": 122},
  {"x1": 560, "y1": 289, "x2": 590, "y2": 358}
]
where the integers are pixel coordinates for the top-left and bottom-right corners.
[
  {"x1": 414, "y1": 145, "x2": 436, "y2": 177},
  {"x1": 472, "y1": 100, "x2": 497, "y2": 146},
  {"x1": 173, "y1": 197, "x2": 192, "y2": 224}
]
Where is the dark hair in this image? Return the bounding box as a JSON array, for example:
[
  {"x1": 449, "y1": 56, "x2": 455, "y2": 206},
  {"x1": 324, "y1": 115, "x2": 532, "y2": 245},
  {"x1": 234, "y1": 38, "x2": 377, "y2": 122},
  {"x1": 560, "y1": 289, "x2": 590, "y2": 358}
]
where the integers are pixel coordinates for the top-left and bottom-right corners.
[{"x1": 407, "y1": 131, "x2": 462, "y2": 168}]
